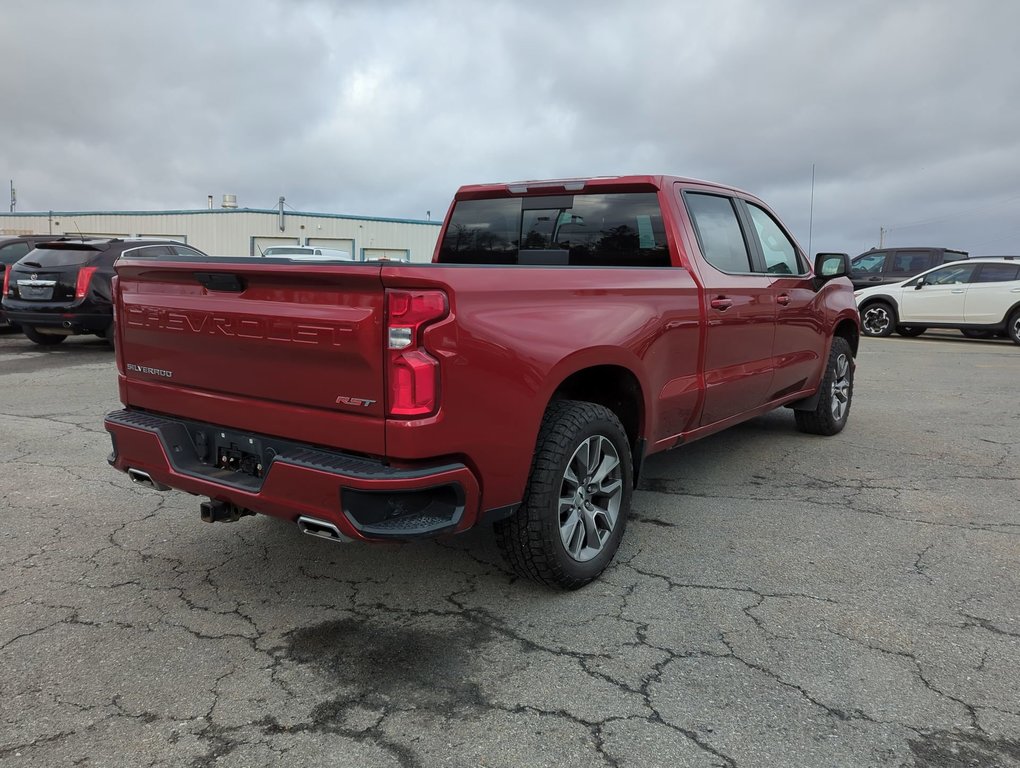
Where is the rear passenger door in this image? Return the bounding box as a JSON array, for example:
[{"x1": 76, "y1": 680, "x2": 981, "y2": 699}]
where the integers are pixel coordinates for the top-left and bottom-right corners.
[
  {"x1": 964, "y1": 263, "x2": 1020, "y2": 325},
  {"x1": 887, "y1": 250, "x2": 934, "y2": 283},
  {"x1": 680, "y1": 189, "x2": 776, "y2": 426}
]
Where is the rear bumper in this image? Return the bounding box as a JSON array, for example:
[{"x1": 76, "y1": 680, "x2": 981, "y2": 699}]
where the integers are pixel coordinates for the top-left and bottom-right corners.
[
  {"x1": 104, "y1": 409, "x2": 482, "y2": 540},
  {"x1": 2, "y1": 307, "x2": 111, "y2": 333}
]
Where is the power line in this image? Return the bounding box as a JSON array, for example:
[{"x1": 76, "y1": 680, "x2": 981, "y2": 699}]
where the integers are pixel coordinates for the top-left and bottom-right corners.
[
  {"x1": 885, "y1": 192, "x2": 1020, "y2": 232},
  {"x1": 959, "y1": 222, "x2": 1020, "y2": 252}
]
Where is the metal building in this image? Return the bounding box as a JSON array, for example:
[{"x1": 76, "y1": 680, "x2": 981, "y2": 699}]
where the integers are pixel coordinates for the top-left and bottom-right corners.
[{"x1": 0, "y1": 199, "x2": 442, "y2": 261}]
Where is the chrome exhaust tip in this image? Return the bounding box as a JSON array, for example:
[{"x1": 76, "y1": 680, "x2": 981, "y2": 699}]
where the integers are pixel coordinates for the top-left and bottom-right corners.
[
  {"x1": 297, "y1": 516, "x2": 351, "y2": 543},
  {"x1": 127, "y1": 468, "x2": 170, "y2": 491}
]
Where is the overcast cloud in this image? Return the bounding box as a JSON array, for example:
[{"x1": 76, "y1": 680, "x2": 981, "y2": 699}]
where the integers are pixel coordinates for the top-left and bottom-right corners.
[{"x1": 2, "y1": 0, "x2": 1018, "y2": 255}]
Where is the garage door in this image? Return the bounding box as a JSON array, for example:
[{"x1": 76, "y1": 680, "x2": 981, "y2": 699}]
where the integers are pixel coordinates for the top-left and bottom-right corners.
[
  {"x1": 252, "y1": 236, "x2": 299, "y2": 256},
  {"x1": 306, "y1": 238, "x2": 355, "y2": 258}
]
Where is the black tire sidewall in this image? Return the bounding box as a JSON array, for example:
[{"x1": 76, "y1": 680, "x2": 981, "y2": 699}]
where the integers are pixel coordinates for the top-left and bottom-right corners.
[
  {"x1": 1009, "y1": 310, "x2": 1020, "y2": 346},
  {"x1": 822, "y1": 338, "x2": 853, "y2": 431},
  {"x1": 526, "y1": 403, "x2": 633, "y2": 587},
  {"x1": 796, "y1": 337, "x2": 854, "y2": 436}
]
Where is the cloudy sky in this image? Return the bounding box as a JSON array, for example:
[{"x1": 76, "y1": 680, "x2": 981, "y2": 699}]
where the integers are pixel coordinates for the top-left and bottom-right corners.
[{"x1": 2, "y1": 0, "x2": 1018, "y2": 256}]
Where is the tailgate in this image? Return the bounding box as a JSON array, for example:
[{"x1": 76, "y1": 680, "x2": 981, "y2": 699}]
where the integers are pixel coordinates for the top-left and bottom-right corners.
[{"x1": 115, "y1": 258, "x2": 387, "y2": 455}]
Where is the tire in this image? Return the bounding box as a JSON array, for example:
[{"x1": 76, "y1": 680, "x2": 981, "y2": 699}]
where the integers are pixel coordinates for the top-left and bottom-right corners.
[
  {"x1": 103, "y1": 322, "x2": 116, "y2": 348},
  {"x1": 1008, "y1": 309, "x2": 1020, "y2": 347},
  {"x1": 795, "y1": 337, "x2": 854, "y2": 436},
  {"x1": 896, "y1": 326, "x2": 926, "y2": 337},
  {"x1": 495, "y1": 400, "x2": 632, "y2": 590},
  {"x1": 860, "y1": 301, "x2": 895, "y2": 337},
  {"x1": 961, "y1": 329, "x2": 995, "y2": 340},
  {"x1": 22, "y1": 326, "x2": 66, "y2": 346}
]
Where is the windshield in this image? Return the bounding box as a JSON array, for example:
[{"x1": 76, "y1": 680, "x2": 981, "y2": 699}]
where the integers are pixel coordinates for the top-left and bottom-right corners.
[{"x1": 851, "y1": 253, "x2": 886, "y2": 273}]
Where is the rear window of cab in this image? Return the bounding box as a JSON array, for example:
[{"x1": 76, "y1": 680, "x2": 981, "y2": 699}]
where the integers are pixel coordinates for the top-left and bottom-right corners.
[{"x1": 438, "y1": 192, "x2": 670, "y2": 267}]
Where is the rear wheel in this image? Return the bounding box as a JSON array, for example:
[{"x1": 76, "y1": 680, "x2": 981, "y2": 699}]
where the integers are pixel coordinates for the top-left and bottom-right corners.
[
  {"x1": 23, "y1": 326, "x2": 66, "y2": 346},
  {"x1": 896, "y1": 326, "x2": 926, "y2": 337},
  {"x1": 1008, "y1": 309, "x2": 1020, "y2": 347},
  {"x1": 861, "y1": 302, "x2": 895, "y2": 337},
  {"x1": 795, "y1": 337, "x2": 854, "y2": 436},
  {"x1": 495, "y1": 400, "x2": 632, "y2": 590},
  {"x1": 103, "y1": 322, "x2": 116, "y2": 348}
]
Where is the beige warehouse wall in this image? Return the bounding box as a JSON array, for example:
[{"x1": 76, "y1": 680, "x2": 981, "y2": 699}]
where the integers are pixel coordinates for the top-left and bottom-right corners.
[{"x1": 0, "y1": 210, "x2": 441, "y2": 262}]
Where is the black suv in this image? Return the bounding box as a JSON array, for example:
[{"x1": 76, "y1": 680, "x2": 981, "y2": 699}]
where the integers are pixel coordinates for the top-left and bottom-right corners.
[
  {"x1": 0, "y1": 234, "x2": 72, "y2": 330},
  {"x1": 2, "y1": 238, "x2": 209, "y2": 346},
  {"x1": 849, "y1": 247, "x2": 968, "y2": 290}
]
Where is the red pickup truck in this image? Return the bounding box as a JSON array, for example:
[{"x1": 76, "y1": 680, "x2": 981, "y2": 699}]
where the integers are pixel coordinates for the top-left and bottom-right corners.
[{"x1": 105, "y1": 175, "x2": 860, "y2": 589}]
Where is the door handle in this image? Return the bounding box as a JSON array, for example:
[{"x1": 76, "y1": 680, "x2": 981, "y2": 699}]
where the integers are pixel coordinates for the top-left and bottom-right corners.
[
  {"x1": 710, "y1": 297, "x2": 733, "y2": 311},
  {"x1": 194, "y1": 272, "x2": 246, "y2": 292},
  {"x1": 950, "y1": 289, "x2": 965, "y2": 294},
  {"x1": 776, "y1": 294, "x2": 791, "y2": 306}
]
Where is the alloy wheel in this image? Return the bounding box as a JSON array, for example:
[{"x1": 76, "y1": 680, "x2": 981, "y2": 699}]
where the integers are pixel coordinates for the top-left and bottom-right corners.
[
  {"x1": 558, "y1": 435, "x2": 624, "y2": 562},
  {"x1": 862, "y1": 306, "x2": 890, "y2": 335},
  {"x1": 831, "y1": 353, "x2": 851, "y2": 421}
]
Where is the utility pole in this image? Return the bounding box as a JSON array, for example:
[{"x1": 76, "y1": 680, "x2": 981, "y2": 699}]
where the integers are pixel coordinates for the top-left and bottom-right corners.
[
  {"x1": 278, "y1": 196, "x2": 285, "y2": 232},
  {"x1": 9, "y1": 180, "x2": 15, "y2": 213},
  {"x1": 879, "y1": 226, "x2": 886, "y2": 248},
  {"x1": 807, "y1": 163, "x2": 815, "y2": 257}
]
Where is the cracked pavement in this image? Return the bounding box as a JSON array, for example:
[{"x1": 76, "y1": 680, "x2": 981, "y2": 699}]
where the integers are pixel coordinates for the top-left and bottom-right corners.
[{"x1": 1, "y1": 331, "x2": 1018, "y2": 767}]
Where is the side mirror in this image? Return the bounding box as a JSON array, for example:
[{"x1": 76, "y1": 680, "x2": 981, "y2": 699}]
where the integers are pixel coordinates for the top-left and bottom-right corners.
[
  {"x1": 914, "y1": 279, "x2": 925, "y2": 290},
  {"x1": 813, "y1": 252, "x2": 850, "y2": 285}
]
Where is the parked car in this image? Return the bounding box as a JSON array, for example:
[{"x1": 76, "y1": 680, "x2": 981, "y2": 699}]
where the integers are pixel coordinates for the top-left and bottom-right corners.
[
  {"x1": 0, "y1": 234, "x2": 70, "y2": 331},
  {"x1": 2, "y1": 238, "x2": 209, "y2": 346},
  {"x1": 855, "y1": 257, "x2": 1020, "y2": 344},
  {"x1": 262, "y1": 245, "x2": 355, "y2": 261},
  {"x1": 850, "y1": 247, "x2": 968, "y2": 291},
  {"x1": 104, "y1": 174, "x2": 860, "y2": 589}
]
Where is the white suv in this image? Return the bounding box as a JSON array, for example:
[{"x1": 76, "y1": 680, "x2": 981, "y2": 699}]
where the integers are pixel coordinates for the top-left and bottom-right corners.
[{"x1": 855, "y1": 257, "x2": 1020, "y2": 345}]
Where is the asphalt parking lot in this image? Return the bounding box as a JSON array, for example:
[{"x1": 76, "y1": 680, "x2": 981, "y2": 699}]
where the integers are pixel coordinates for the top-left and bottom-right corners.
[{"x1": 1, "y1": 330, "x2": 1018, "y2": 768}]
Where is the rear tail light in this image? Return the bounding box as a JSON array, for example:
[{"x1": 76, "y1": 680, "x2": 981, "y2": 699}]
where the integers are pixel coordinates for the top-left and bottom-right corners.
[
  {"x1": 386, "y1": 289, "x2": 448, "y2": 418},
  {"x1": 2, "y1": 268, "x2": 10, "y2": 297},
  {"x1": 76, "y1": 266, "x2": 98, "y2": 299}
]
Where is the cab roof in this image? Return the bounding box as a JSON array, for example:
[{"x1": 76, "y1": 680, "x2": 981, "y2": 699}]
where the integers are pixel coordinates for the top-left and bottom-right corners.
[{"x1": 454, "y1": 174, "x2": 752, "y2": 200}]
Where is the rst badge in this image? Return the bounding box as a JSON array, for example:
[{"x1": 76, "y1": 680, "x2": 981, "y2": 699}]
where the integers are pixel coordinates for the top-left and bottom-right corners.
[{"x1": 336, "y1": 396, "x2": 376, "y2": 407}]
